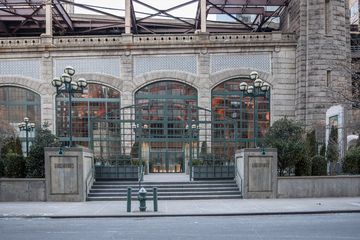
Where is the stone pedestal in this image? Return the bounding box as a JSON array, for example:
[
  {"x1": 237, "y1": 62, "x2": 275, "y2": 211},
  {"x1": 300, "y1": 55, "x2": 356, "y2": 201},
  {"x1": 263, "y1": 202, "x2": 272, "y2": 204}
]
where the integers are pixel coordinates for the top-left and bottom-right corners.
[
  {"x1": 45, "y1": 147, "x2": 93, "y2": 202},
  {"x1": 235, "y1": 148, "x2": 277, "y2": 199}
]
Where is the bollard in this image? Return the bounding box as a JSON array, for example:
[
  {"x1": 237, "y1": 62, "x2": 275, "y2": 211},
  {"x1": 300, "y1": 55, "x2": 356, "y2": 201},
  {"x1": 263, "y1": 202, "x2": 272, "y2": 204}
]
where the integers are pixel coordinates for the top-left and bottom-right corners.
[
  {"x1": 127, "y1": 187, "x2": 132, "y2": 212},
  {"x1": 138, "y1": 187, "x2": 147, "y2": 212},
  {"x1": 153, "y1": 187, "x2": 158, "y2": 212}
]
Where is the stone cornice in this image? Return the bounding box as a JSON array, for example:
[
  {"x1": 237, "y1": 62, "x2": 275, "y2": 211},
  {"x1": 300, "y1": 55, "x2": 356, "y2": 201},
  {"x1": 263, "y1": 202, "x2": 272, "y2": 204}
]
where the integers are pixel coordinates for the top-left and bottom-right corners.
[{"x1": 0, "y1": 32, "x2": 297, "y2": 53}]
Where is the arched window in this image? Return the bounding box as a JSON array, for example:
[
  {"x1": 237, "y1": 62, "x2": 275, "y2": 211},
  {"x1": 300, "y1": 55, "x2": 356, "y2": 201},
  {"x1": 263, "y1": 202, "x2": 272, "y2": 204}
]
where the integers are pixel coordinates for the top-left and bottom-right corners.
[
  {"x1": 0, "y1": 86, "x2": 41, "y2": 154},
  {"x1": 212, "y1": 78, "x2": 270, "y2": 148},
  {"x1": 135, "y1": 81, "x2": 198, "y2": 139},
  {"x1": 55, "y1": 83, "x2": 121, "y2": 148}
]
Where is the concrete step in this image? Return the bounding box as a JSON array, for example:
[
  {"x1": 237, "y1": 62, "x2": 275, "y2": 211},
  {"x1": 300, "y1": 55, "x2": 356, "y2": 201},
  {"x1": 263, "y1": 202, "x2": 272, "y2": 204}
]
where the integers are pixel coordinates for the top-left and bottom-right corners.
[
  {"x1": 93, "y1": 180, "x2": 235, "y2": 185},
  {"x1": 90, "y1": 187, "x2": 240, "y2": 193},
  {"x1": 87, "y1": 179, "x2": 242, "y2": 201},
  {"x1": 86, "y1": 194, "x2": 242, "y2": 201},
  {"x1": 91, "y1": 183, "x2": 238, "y2": 189},
  {"x1": 88, "y1": 191, "x2": 241, "y2": 197}
]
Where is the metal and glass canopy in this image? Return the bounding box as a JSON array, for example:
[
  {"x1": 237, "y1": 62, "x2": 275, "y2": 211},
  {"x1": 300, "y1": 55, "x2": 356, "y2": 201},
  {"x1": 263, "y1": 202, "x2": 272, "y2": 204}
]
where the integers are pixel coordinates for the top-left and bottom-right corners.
[{"x1": 0, "y1": 0, "x2": 290, "y2": 36}]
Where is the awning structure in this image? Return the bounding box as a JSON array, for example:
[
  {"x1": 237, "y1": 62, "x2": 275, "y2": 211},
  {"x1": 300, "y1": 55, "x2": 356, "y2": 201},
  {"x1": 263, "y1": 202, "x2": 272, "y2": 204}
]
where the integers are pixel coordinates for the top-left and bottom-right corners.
[{"x1": 0, "y1": 0, "x2": 289, "y2": 37}]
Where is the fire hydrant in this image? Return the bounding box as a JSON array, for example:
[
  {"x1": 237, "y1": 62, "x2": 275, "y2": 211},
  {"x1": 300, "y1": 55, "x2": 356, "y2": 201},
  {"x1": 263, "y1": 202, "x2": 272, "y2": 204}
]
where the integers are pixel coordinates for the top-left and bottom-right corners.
[{"x1": 138, "y1": 187, "x2": 147, "y2": 212}]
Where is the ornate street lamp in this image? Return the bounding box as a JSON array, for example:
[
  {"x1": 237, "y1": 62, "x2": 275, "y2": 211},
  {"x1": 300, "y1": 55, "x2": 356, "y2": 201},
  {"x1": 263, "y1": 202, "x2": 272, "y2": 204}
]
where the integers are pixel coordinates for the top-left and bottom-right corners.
[
  {"x1": 52, "y1": 66, "x2": 87, "y2": 147},
  {"x1": 18, "y1": 117, "x2": 35, "y2": 156},
  {"x1": 239, "y1": 72, "x2": 270, "y2": 147}
]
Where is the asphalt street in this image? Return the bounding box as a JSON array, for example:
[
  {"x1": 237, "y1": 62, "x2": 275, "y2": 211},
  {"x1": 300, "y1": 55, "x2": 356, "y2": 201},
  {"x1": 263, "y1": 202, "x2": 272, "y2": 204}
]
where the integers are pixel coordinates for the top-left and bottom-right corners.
[{"x1": 1, "y1": 213, "x2": 360, "y2": 240}]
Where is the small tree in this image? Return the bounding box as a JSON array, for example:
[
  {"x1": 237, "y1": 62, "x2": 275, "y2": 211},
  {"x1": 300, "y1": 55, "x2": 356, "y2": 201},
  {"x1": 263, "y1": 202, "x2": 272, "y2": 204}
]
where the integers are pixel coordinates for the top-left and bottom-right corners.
[
  {"x1": 264, "y1": 117, "x2": 306, "y2": 176},
  {"x1": 294, "y1": 129, "x2": 318, "y2": 176},
  {"x1": 26, "y1": 126, "x2": 60, "y2": 178},
  {"x1": 326, "y1": 125, "x2": 339, "y2": 175},
  {"x1": 342, "y1": 146, "x2": 360, "y2": 174},
  {"x1": 305, "y1": 130, "x2": 317, "y2": 158}
]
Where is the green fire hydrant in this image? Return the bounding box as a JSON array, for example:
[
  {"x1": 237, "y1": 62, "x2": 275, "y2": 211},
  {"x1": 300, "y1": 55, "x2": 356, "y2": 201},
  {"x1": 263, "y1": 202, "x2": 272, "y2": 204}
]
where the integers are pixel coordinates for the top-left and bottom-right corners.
[{"x1": 138, "y1": 187, "x2": 147, "y2": 212}]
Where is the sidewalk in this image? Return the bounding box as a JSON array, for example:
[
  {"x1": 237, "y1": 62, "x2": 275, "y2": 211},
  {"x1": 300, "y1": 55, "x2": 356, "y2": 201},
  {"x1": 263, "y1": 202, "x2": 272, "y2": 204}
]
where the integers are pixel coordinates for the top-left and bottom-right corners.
[{"x1": 1, "y1": 197, "x2": 360, "y2": 218}]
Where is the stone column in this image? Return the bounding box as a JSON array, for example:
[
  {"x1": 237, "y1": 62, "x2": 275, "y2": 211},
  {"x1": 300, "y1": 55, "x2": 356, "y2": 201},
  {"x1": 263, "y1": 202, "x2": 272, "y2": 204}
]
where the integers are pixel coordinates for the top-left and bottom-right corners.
[
  {"x1": 40, "y1": 52, "x2": 55, "y2": 132},
  {"x1": 125, "y1": 0, "x2": 132, "y2": 34},
  {"x1": 121, "y1": 53, "x2": 135, "y2": 155},
  {"x1": 45, "y1": 0, "x2": 53, "y2": 36},
  {"x1": 201, "y1": 0, "x2": 207, "y2": 33}
]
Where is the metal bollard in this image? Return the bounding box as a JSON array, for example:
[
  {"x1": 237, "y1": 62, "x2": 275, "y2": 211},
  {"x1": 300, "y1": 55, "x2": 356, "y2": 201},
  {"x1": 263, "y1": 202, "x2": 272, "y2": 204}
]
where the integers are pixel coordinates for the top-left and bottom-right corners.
[
  {"x1": 138, "y1": 187, "x2": 147, "y2": 212},
  {"x1": 153, "y1": 187, "x2": 158, "y2": 212},
  {"x1": 127, "y1": 187, "x2": 132, "y2": 212}
]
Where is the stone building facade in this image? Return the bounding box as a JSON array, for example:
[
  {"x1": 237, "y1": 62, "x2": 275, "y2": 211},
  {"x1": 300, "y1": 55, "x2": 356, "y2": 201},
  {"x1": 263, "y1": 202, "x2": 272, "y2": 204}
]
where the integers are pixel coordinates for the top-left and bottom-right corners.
[{"x1": 0, "y1": 0, "x2": 354, "y2": 171}]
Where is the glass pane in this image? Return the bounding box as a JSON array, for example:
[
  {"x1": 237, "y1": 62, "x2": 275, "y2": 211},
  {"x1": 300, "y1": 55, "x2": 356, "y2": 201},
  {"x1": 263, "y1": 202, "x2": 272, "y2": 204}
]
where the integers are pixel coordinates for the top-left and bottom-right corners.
[
  {"x1": 212, "y1": 77, "x2": 270, "y2": 150},
  {"x1": 55, "y1": 83, "x2": 121, "y2": 148}
]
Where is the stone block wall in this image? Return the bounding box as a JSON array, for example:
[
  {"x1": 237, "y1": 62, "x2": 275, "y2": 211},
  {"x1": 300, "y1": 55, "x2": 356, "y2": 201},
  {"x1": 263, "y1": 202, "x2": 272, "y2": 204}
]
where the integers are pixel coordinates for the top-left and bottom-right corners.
[
  {"x1": 0, "y1": 178, "x2": 45, "y2": 201},
  {"x1": 278, "y1": 176, "x2": 360, "y2": 198},
  {"x1": 282, "y1": 0, "x2": 351, "y2": 134}
]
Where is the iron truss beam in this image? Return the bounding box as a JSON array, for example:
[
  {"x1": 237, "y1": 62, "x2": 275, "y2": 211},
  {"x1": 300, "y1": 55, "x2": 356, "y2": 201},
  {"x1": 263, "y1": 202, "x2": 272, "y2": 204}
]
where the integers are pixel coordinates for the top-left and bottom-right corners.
[{"x1": 0, "y1": 0, "x2": 289, "y2": 36}]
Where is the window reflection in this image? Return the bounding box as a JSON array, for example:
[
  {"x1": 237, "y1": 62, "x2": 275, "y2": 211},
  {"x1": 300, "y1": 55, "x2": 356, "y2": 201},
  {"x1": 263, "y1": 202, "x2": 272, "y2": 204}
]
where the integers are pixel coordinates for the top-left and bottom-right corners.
[
  {"x1": 211, "y1": 78, "x2": 270, "y2": 148},
  {"x1": 56, "y1": 83, "x2": 121, "y2": 148},
  {"x1": 0, "y1": 86, "x2": 41, "y2": 127},
  {"x1": 0, "y1": 86, "x2": 41, "y2": 155}
]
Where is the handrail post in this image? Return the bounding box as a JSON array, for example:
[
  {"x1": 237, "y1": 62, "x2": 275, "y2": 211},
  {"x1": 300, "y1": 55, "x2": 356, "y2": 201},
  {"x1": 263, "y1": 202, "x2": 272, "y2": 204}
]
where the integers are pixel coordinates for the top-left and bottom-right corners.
[
  {"x1": 153, "y1": 187, "x2": 158, "y2": 212},
  {"x1": 127, "y1": 187, "x2": 132, "y2": 212}
]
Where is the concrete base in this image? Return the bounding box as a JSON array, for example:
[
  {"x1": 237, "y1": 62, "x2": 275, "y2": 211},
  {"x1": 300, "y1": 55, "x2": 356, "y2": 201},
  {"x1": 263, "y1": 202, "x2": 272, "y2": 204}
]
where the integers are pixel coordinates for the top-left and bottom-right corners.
[
  {"x1": 45, "y1": 147, "x2": 93, "y2": 202},
  {"x1": 235, "y1": 148, "x2": 277, "y2": 199}
]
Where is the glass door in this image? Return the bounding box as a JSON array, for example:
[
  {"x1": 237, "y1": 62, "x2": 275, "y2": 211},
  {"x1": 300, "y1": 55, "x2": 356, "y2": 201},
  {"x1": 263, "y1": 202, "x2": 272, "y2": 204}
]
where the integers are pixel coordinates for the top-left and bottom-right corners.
[{"x1": 149, "y1": 146, "x2": 183, "y2": 173}]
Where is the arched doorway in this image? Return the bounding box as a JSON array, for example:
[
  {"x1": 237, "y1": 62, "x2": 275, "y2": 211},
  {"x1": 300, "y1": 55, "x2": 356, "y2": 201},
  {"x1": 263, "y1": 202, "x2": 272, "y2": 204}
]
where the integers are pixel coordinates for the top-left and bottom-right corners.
[{"x1": 135, "y1": 81, "x2": 197, "y2": 173}]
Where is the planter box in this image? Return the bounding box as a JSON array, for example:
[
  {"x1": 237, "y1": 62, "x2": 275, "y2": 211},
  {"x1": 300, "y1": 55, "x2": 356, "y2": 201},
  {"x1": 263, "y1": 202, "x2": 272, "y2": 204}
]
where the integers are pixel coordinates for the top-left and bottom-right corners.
[
  {"x1": 95, "y1": 165, "x2": 139, "y2": 180},
  {"x1": 192, "y1": 166, "x2": 235, "y2": 180}
]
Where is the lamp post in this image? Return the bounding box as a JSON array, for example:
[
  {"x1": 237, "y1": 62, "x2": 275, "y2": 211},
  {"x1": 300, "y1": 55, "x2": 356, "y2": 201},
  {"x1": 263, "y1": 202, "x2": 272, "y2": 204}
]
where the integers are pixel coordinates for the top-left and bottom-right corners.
[
  {"x1": 18, "y1": 117, "x2": 35, "y2": 156},
  {"x1": 239, "y1": 71, "x2": 270, "y2": 147},
  {"x1": 52, "y1": 66, "x2": 87, "y2": 147}
]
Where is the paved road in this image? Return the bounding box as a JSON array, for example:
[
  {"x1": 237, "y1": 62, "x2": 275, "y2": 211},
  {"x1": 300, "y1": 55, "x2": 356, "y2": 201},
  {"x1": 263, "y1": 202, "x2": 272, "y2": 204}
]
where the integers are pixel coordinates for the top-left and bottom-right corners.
[{"x1": 1, "y1": 213, "x2": 359, "y2": 240}]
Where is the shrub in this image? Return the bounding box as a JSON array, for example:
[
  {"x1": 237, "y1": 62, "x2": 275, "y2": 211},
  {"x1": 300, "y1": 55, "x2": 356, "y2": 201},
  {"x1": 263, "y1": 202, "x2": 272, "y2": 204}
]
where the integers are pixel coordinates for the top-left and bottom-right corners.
[
  {"x1": 264, "y1": 117, "x2": 306, "y2": 176},
  {"x1": 0, "y1": 159, "x2": 4, "y2": 177},
  {"x1": 311, "y1": 155, "x2": 327, "y2": 176},
  {"x1": 305, "y1": 130, "x2": 317, "y2": 158},
  {"x1": 131, "y1": 158, "x2": 146, "y2": 166},
  {"x1": 26, "y1": 127, "x2": 60, "y2": 178},
  {"x1": 192, "y1": 159, "x2": 204, "y2": 166},
  {"x1": 1, "y1": 137, "x2": 22, "y2": 159},
  {"x1": 342, "y1": 146, "x2": 360, "y2": 174},
  {"x1": 3, "y1": 152, "x2": 26, "y2": 178},
  {"x1": 0, "y1": 137, "x2": 24, "y2": 178},
  {"x1": 295, "y1": 154, "x2": 312, "y2": 176},
  {"x1": 326, "y1": 126, "x2": 339, "y2": 175}
]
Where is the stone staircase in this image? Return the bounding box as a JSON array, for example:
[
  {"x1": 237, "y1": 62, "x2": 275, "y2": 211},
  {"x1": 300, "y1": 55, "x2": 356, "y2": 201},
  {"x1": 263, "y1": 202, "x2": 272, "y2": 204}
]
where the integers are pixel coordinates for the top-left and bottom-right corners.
[{"x1": 86, "y1": 180, "x2": 242, "y2": 201}]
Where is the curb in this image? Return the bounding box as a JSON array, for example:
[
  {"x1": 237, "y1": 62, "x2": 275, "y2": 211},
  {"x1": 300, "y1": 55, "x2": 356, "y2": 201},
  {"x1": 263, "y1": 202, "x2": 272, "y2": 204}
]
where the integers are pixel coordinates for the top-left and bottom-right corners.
[{"x1": 1, "y1": 210, "x2": 360, "y2": 219}]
